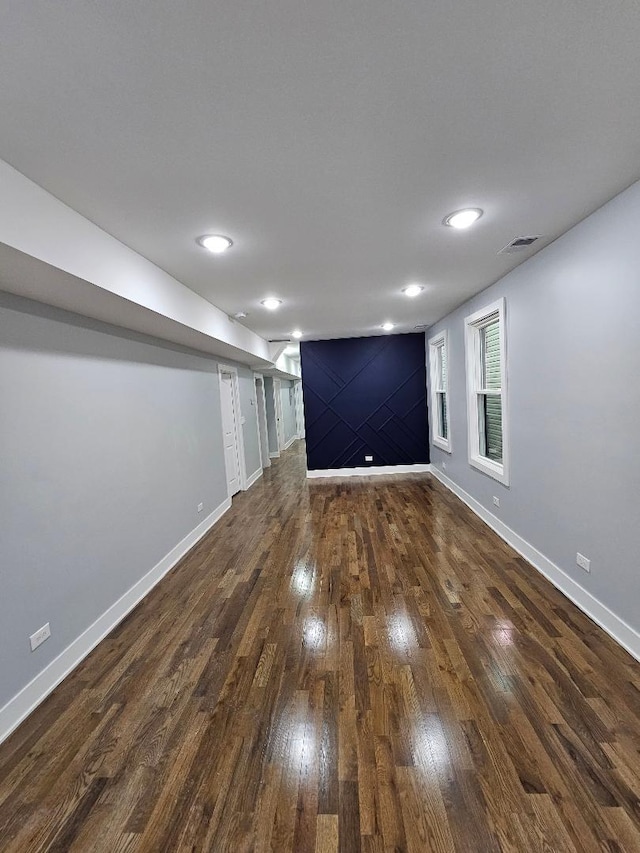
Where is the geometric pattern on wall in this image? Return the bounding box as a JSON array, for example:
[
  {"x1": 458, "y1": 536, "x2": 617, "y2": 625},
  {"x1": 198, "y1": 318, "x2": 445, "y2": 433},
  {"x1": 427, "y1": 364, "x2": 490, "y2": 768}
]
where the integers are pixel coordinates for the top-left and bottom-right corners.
[{"x1": 300, "y1": 333, "x2": 429, "y2": 470}]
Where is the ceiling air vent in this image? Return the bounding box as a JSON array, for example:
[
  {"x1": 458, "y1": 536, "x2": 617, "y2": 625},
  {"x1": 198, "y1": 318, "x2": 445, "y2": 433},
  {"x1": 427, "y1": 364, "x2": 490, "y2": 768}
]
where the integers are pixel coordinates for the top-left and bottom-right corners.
[{"x1": 498, "y1": 235, "x2": 541, "y2": 254}]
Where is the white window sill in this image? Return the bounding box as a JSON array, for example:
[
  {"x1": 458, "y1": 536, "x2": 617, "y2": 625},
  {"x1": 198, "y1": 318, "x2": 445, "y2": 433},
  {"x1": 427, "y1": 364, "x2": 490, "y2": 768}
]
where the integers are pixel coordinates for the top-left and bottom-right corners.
[
  {"x1": 433, "y1": 436, "x2": 452, "y2": 453},
  {"x1": 469, "y1": 453, "x2": 509, "y2": 486}
]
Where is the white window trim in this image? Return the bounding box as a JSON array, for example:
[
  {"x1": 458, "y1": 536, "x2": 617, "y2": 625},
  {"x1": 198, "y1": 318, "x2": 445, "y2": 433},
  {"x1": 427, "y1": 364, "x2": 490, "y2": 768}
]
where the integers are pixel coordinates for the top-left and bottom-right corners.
[
  {"x1": 428, "y1": 330, "x2": 451, "y2": 453},
  {"x1": 464, "y1": 297, "x2": 509, "y2": 486}
]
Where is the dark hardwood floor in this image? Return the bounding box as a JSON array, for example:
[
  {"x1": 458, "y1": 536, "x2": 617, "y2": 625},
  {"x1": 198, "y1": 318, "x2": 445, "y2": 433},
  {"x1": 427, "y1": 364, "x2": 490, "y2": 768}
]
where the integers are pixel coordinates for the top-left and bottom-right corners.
[{"x1": 1, "y1": 440, "x2": 640, "y2": 852}]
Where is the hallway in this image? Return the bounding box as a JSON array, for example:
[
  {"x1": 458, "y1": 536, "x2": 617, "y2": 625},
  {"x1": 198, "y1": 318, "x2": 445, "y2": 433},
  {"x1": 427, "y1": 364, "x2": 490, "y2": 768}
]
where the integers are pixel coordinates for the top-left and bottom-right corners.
[{"x1": 1, "y1": 440, "x2": 639, "y2": 851}]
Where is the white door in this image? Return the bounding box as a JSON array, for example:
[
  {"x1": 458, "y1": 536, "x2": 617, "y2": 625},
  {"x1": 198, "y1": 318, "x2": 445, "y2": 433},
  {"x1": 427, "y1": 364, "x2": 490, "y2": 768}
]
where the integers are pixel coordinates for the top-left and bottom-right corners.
[
  {"x1": 220, "y1": 371, "x2": 241, "y2": 496},
  {"x1": 294, "y1": 380, "x2": 305, "y2": 438},
  {"x1": 255, "y1": 378, "x2": 271, "y2": 468},
  {"x1": 274, "y1": 378, "x2": 285, "y2": 451}
]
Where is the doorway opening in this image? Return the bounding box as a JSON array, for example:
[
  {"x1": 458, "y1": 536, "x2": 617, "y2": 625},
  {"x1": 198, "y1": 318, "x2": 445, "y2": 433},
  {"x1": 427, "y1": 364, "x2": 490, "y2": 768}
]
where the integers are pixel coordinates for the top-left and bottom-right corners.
[
  {"x1": 273, "y1": 377, "x2": 285, "y2": 452},
  {"x1": 254, "y1": 374, "x2": 270, "y2": 469},
  {"x1": 218, "y1": 365, "x2": 246, "y2": 498}
]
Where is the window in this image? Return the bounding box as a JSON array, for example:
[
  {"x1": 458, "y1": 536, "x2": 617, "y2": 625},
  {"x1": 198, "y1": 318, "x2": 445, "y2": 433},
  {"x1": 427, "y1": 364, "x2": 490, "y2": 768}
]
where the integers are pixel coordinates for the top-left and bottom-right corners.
[
  {"x1": 464, "y1": 298, "x2": 509, "y2": 485},
  {"x1": 428, "y1": 331, "x2": 451, "y2": 452}
]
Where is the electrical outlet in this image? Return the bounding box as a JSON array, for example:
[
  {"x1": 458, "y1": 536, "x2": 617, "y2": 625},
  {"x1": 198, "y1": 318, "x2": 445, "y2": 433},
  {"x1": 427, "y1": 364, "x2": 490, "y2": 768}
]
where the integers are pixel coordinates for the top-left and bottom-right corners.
[
  {"x1": 576, "y1": 552, "x2": 591, "y2": 573},
  {"x1": 197, "y1": 502, "x2": 204, "y2": 513},
  {"x1": 493, "y1": 496, "x2": 500, "y2": 508},
  {"x1": 365, "y1": 455, "x2": 373, "y2": 462},
  {"x1": 30, "y1": 622, "x2": 51, "y2": 652}
]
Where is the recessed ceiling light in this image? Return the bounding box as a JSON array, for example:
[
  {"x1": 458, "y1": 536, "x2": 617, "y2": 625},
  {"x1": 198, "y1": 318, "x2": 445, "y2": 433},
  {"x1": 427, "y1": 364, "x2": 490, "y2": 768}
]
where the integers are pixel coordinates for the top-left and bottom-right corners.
[
  {"x1": 233, "y1": 311, "x2": 248, "y2": 319},
  {"x1": 381, "y1": 322, "x2": 394, "y2": 332},
  {"x1": 292, "y1": 329, "x2": 303, "y2": 339},
  {"x1": 443, "y1": 208, "x2": 483, "y2": 229},
  {"x1": 197, "y1": 234, "x2": 233, "y2": 254},
  {"x1": 402, "y1": 283, "x2": 424, "y2": 298},
  {"x1": 261, "y1": 297, "x2": 282, "y2": 310}
]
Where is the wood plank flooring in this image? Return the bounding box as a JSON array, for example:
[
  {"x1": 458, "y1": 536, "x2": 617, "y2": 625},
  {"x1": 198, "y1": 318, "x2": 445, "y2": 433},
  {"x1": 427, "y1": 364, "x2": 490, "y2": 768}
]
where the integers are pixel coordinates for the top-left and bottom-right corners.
[{"x1": 1, "y1": 440, "x2": 640, "y2": 851}]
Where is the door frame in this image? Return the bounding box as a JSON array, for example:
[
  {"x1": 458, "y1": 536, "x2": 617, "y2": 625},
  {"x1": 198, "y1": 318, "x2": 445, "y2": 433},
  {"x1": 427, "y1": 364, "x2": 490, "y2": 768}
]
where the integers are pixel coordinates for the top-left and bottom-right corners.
[
  {"x1": 294, "y1": 379, "x2": 305, "y2": 439},
  {"x1": 253, "y1": 373, "x2": 271, "y2": 469},
  {"x1": 218, "y1": 364, "x2": 247, "y2": 495},
  {"x1": 273, "y1": 377, "x2": 285, "y2": 452}
]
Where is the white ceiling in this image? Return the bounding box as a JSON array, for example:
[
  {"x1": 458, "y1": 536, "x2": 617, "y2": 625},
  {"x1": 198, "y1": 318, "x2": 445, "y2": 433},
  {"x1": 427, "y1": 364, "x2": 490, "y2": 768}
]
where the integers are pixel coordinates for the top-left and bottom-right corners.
[{"x1": 1, "y1": 1, "x2": 640, "y2": 341}]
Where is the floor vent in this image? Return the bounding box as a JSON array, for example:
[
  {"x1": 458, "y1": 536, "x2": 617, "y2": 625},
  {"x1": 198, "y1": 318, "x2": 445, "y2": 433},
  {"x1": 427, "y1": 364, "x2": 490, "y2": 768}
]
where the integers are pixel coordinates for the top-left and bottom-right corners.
[{"x1": 498, "y1": 235, "x2": 541, "y2": 254}]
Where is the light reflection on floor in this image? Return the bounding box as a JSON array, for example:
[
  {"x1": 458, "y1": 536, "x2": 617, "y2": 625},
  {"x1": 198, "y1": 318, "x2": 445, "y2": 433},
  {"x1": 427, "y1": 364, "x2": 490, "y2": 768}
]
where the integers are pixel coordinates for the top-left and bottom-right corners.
[
  {"x1": 290, "y1": 562, "x2": 315, "y2": 598},
  {"x1": 492, "y1": 619, "x2": 515, "y2": 647},
  {"x1": 288, "y1": 717, "x2": 314, "y2": 770},
  {"x1": 274, "y1": 709, "x2": 316, "y2": 787},
  {"x1": 411, "y1": 715, "x2": 451, "y2": 778},
  {"x1": 303, "y1": 615, "x2": 326, "y2": 650},
  {"x1": 387, "y1": 612, "x2": 418, "y2": 655}
]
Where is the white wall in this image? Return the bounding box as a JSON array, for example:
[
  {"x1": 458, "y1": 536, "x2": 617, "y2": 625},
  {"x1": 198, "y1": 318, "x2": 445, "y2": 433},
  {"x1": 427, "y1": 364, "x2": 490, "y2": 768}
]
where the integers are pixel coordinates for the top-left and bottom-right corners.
[
  {"x1": 427, "y1": 179, "x2": 640, "y2": 655},
  {"x1": 0, "y1": 292, "x2": 263, "y2": 733}
]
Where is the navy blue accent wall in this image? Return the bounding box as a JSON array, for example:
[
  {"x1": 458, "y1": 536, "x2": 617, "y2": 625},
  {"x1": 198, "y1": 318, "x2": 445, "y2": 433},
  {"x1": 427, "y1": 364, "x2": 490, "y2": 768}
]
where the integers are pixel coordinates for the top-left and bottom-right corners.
[{"x1": 300, "y1": 333, "x2": 429, "y2": 470}]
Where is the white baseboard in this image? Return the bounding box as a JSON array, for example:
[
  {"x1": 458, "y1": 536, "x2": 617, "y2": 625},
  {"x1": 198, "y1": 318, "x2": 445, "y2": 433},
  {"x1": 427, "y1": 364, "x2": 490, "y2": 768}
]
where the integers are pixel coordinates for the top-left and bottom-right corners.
[
  {"x1": 269, "y1": 451, "x2": 280, "y2": 459},
  {"x1": 245, "y1": 468, "x2": 263, "y2": 489},
  {"x1": 430, "y1": 466, "x2": 640, "y2": 663},
  {"x1": 283, "y1": 436, "x2": 297, "y2": 450},
  {"x1": 307, "y1": 463, "x2": 432, "y2": 479},
  {"x1": 0, "y1": 495, "x2": 232, "y2": 746}
]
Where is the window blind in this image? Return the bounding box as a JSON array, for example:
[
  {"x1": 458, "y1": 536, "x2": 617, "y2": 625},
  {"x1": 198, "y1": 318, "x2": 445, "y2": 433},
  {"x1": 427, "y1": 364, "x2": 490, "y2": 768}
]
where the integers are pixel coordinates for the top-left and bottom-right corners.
[
  {"x1": 482, "y1": 320, "x2": 501, "y2": 389},
  {"x1": 480, "y1": 320, "x2": 502, "y2": 461},
  {"x1": 438, "y1": 343, "x2": 448, "y2": 439}
]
